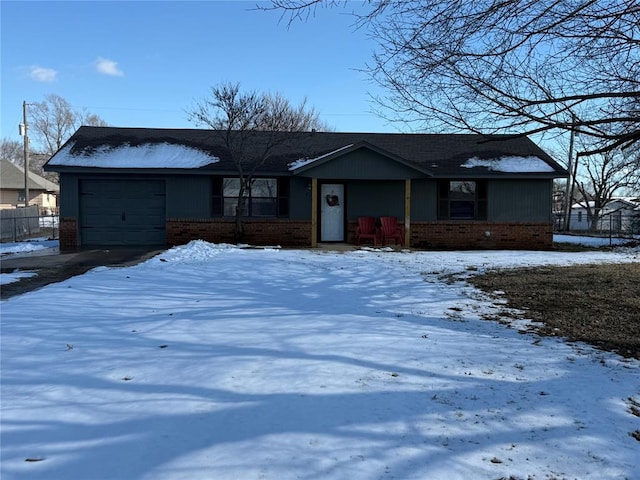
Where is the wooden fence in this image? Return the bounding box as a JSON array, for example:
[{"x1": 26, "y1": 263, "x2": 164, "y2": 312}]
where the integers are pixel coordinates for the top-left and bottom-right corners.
[{"x1": 0, "y1": 206, "x2": 43, "y2": 241}]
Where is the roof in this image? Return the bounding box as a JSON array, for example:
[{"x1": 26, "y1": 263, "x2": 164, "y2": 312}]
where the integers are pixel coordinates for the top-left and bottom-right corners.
[
  {"x1": 0, "y1": 159, "x2": 59, "y2": 192},
  {"x1": 571, "y1": 198, "x2": 640, "y2": 210},
  {"x1": 45, "y1": 126, "x2": 568, "y2": 178}
]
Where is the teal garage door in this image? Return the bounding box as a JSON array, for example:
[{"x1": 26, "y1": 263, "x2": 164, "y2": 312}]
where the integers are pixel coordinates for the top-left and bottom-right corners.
[{"x1": 79, "y1": 179, "x2": 166, "y2": 246}]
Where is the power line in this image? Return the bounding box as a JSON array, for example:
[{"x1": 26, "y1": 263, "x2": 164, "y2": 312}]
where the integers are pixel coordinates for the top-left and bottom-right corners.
[{"x1": 76, "y1": 105, "x2": 185, "y2": 114}]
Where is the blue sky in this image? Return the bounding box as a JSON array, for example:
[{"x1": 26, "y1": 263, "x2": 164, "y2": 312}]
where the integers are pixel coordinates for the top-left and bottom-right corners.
[{"x1": 1, "y1": 1, "x2": 396, "y2": 148}]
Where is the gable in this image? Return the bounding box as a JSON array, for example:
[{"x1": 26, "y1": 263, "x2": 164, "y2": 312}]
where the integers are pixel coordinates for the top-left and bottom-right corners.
[{"x1": 291, "y1": 144, "x2": 429, "y2": 180}]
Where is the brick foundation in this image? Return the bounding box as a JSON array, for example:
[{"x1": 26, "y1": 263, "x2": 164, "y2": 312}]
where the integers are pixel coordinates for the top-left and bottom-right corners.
[
  {"x1": 59, "y1": 217, "x2": 78, "y2": 251},
  {"x1": 167, "y1": 218, "x2": 312, "y2": 247},
  {"x1": 409, "y1": 221, "x2": 553, "y2": 250},
  {"x1": 59, "y1": 217, "x2": 552, "y2": 251},
  {"x1": 348, "y1": 221, "x2": 552, "y2": 249}
]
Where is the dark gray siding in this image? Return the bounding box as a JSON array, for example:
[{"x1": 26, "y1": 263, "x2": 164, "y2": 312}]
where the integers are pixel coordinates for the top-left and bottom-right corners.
[
  {"x1": 301, "y1": 149, "x2": 423, "y2": 180},
  {"x1": 59, "y1": 174, "x2": 80, "y2": 218},
  {"x1": 410, "y1": 179, "x2": 438, "y2": 221},
  {"x1": 166, "y1": 176, "x2": 211, "y2": 218},
  {"x1": 346, "y1": 180, "x2": 405, "y2": 220},
  {"x1": 289, "y1": 177, "x2": 312, "y2": 220},
  {"x1": 488, "y1": 179, "x2": 552, "y2": 222}
]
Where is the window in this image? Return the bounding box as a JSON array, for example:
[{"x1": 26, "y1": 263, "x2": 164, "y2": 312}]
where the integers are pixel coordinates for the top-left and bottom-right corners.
[
  {"x1": 438, "y1": 180, "x2": 487, "y2": 220},
  {"x1": 212, "y1": 177, "x2": 289, "y2": 217},
  {"x1": 17, "y1": 190, "x2": 26, "y2": 203},
  {"x1": 223, "y1": 178, "x2": 250, "y2": 216}
]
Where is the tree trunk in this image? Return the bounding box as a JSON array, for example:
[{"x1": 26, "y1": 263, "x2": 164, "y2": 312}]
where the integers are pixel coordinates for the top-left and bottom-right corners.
[
  {"x1": 234, "y1": 203, "x2": 244, "y2": 244},
  {"x1": 234, "y1": 178, "x2": 248, "y2": 244},
  {"x1": 589, "y1": 208, "x2": 601, "y2": 232}
]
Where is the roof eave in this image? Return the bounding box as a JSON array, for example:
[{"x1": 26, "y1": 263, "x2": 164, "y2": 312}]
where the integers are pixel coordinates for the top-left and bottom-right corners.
[{"x1": 431, "y1": 173, "x2": 568, "y2": 179}]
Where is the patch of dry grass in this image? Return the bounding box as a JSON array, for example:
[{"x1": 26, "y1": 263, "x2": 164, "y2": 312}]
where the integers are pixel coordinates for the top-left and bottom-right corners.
[{"x1": 468, "y1": 262, "x2": 640, "y2": 359}]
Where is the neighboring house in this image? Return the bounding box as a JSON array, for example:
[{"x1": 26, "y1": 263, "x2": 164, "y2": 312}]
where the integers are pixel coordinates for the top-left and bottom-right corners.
[
  {"x1": 0, "y1": 159, "x2": 59, "y2": 213},
  {"x1": 44, "y1": 126, "x2": 568, "y2": 251},
  {"x1": 569, "y1": 198, "x2": 640, "y2": 233}
]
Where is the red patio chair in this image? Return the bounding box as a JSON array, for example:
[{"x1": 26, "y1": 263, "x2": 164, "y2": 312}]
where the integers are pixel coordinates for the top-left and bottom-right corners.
[
  {"x1": 380, "y1": 216, "x2": 405, "y2": 246},
  {"x1": 355, "y1": 216, "x2": 380, "y2": 246}
]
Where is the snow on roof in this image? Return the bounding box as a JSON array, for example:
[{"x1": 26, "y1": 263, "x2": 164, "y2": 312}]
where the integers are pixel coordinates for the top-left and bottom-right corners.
[
  {"x1": 288, "y1": 144, "x2": 354, "y2": 171},
  {"x1": 48, "y1": 142, "x2": 219, "y2": 168},
  {"x1": 461, "y1": 155, "x2": 555, "y2": 173},
  {"x1": 615, "y1": 196, "x2": 640, "y2": 206},
  {"x1": 572, "y1": 197, "x2": 640, "y2": 210},
  {"x1": 571, "y1": 201, "x2": 594, "y2": 209}
]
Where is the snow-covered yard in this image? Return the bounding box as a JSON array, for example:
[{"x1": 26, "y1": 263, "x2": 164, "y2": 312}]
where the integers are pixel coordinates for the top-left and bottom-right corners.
[{"x1": 1, "y1": 241, "x2": 639, "y2": 480}]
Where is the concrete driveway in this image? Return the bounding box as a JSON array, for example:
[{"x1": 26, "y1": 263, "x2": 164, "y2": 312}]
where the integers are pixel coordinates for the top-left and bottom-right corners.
[{"x1": 1, "y1": 246, "x2": 164, "y2": 300}]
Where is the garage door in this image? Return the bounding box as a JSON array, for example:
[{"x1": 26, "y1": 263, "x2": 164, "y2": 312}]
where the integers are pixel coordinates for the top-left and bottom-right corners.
[{"x1": 80, "y1": 179, "x2": 166, "y2": 246}]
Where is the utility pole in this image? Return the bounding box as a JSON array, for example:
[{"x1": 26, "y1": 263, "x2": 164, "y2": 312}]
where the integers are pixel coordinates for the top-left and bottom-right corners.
[
  {"x1": 19, "y1": 101, "x2": 30, "y2": 207},
  {"x1": 562, "y1": 114, "x2": 577, "y2": 231},
  {"x1": 567, "y1": 150, "x2": 580, "y2": 231}
]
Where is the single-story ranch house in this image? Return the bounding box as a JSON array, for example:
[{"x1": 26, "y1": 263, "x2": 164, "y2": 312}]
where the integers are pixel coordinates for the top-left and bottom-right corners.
[{"x1": 44, "y1": 126, "x2": 568, "y2": 251}]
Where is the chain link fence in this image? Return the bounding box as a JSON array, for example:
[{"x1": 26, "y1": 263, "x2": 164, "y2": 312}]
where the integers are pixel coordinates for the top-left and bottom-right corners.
[{"x1": 554, "y1": 212, "x2": 640, "y2": 237}]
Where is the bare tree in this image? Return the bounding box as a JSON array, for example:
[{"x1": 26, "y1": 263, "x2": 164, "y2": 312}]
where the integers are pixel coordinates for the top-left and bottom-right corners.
[
  {"x1": 0, "y1": 139, "x2": 22, "y2": 164},
  {"x1": 29, "y1": 93, "x2": 107, "y2": 157},
  {"x1": 574, "y1": 148, "x2": 639, "y2": 230},
  {"x1": 265, "y1": 1, "x2": 640, "y2": 157},
  {"x1": 24, "y1": 94, "x2": 107, "y2": 182},
  {"x1": 187, "y1": 82, "x2": 328, "y2": 243}
]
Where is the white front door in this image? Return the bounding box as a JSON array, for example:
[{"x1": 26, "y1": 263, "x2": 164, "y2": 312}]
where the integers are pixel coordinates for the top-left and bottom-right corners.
[{"x1": 320, "y1": 184, "x2": 344, "y2": 241}]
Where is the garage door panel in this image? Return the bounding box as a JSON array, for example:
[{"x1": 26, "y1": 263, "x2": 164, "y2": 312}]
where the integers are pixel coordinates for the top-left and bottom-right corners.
[
  {"x1": 81, "y1": 197, "x2": 121, "y2": 212},
  {"x1": 122, "y1": 228, "x2": 166, "y2": 244},
  {"x1": 80, "y1": 179, "x2": 166, "y2": 246},
  {"x1": 81, "y1": 181, "x2": 121, "y2": 197},
  {"x1": 126, "y1": 203, "x2": 165, "y2": 218},
  {"x1": 82, "y1": 229, "x2": 124, "y2": 245},
  {"x1": 126, "y1": 213, "x2": 164, "y2": 225},
  {"x1": 85, "y1": 213, "x2": 123, "y2": 228}
]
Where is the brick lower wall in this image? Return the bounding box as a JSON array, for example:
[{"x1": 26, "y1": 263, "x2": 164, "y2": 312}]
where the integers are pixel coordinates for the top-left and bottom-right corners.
[
  {"x1": 409, "y1": 221, "x2": 553, "y2": 250},
  {"x1": 167, "y1": 218, "x2": 312, "y2": 247},
  {"x1": 59, "y1": 217, "x2": 78, "y2": 251},
  {"x1": 59, "y1": 217, "x2": 552, "y2": 250}
]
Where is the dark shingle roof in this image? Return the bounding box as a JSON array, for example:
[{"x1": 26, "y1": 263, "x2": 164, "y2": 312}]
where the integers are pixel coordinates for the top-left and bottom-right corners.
[{"x1": 45, "y1": 126, "x2": 567, "y2": 178}]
